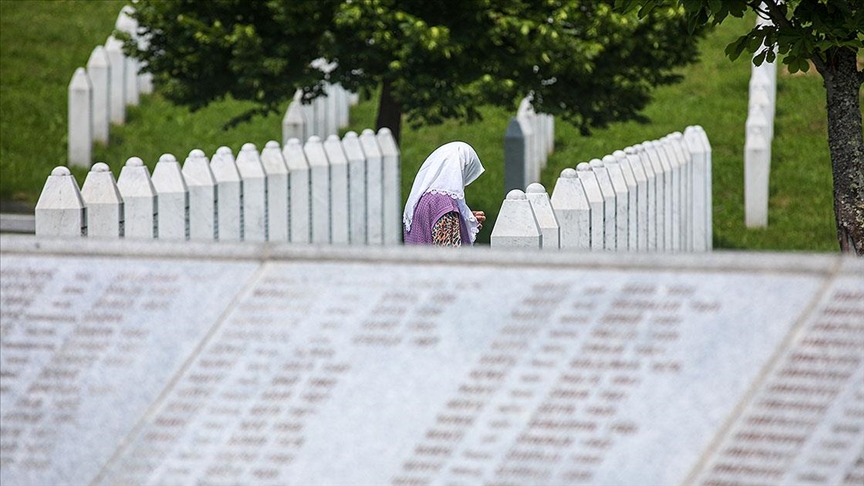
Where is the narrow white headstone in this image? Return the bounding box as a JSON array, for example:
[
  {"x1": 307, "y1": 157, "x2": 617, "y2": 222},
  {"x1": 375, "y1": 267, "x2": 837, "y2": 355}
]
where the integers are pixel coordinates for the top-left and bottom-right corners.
[
  {"x1": 525, "y1": 183, "x2": 559, "y2": 249},
  {"x1": 377, "y1": 128, "x2": 401, "y2": 245},
  {"x1": 282, "y1": 91, "x2": 306, "y2": 145},
  {"x1": 313, "y1": 94, "x2": 327, "y2": 137},
  {"x1": 283, "y1": 138, "x2": 311, "y2": 244},
  {"x1": 151, "y1": 154, "x2": 189, "y2": 240},
  {"x1": 335, "y1": 84, "x2": 349, "y2": 128},
  {"x1": 305, "y1": 136, "x2": 331, "y2": 244},
  {"x1": 35, "y1": 166, "x2": 87, "y2": 237},
  {"x1": 490, "y1": 190, "x2": 542, "y2": 248},
  {"x1": 182, "y1": 149, "x2": 218, "y2": 240},
  {"x1": 260, "y1": 141, "x2": 290, "y2": 241},
  {"x1": 104, "y1": 36, "x2": 126, "y2": 125},
  {"x1": 235, "y1": 143, "x2": 268, "y2": 241},
  {"x1": 116, "y1": 157, "x2": 156, "y2": 238},
  {"x1": 603, "y1": 155, "x2": 630, "y2": 252},
  {"x1": 210, "y1": 147, "x2": 243, "y2": 241},
  {"x1": 590, "y1": 159, "x2": 617, "y2": 251},
  {"x1": 658, "y1": 138, "x2": 682, "y2": 252},
  {"x1": 643, "y1": 142, "x2": 668, "y2": 250},
  {"x1": 670, "y1": 133, "x2": 693, "y2": 251},
  {"x1": 684, "y1": 126, "x2": 712, "y2": 250},
  {"x1": 342, "y1": 131, "x2": 367, "y2": 244},
  {"x1": 745, "y1": 132, "x2": 771, "y2": 228},
  {"x1": 68, "y1": 68, "x2": 93, "y2": 168},
  {"x1": 325, "y1": 84, "x2": 338, "y2": 136},
  {"x1": 613, "y1": 150, "x2": 639, "y2": 251},
  {"x1": 359, "y1": 129, "x2": 384, "y2": 245},
  {"x1": 86, "y1": 46, "x2": 110, "y2": 144},
  {"x1": 550, "y1": 168, "x2": 590, "y2": 250},
  {"x1": 516, "y1": 99, "x2": 537, "y2": 184},
  {"x1": 324, "y1": 135, "x2": 350, "y2": 244},
  {"x1": 633, "y1": 144, "x2": 658, "y2": 251},
  {"x1": 577, "y1": 163, "x2": 605, "y2": 250},
  {"x1": 623, "y1": 147, "x2": 649, "y2": 251},
  {"x1": 81, "y1": 162, "x2": 123, "y2": 238},
  {"x1": 115, "y1": 9, "x2": 139, "y2": 107}
]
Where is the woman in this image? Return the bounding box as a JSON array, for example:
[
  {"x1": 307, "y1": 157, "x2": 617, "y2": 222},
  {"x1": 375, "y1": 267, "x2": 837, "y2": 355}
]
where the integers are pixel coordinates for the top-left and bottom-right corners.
[{"x1": 403, "y1": 141, "x2": 486, "y2": 246}]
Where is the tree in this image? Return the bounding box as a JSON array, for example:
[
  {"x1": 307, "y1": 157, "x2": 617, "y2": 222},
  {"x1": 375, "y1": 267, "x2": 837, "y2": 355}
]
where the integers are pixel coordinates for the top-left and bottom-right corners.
[
  {"x1": 619, "y1": 0, "x2": 864, "y2": 254},
  {"x1": 124, "y1": 1, "x2": 704, "y2": 145}
]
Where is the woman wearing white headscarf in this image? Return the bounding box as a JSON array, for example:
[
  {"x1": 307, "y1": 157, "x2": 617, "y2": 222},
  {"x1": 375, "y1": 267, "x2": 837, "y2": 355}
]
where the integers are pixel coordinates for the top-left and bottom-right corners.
[{"x1": 403, "y1": 141, "x2": 486, "y2": 246}]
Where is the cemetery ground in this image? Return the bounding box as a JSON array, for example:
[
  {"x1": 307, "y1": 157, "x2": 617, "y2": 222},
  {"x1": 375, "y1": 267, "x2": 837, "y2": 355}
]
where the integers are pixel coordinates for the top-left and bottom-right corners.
[{"x1": 0, "y1": 1, "x2": 840, "y2": 250}]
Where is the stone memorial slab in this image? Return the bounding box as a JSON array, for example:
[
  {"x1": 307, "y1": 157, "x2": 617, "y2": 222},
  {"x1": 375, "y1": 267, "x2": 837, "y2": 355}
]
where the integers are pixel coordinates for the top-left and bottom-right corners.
[
  {"x1": 550, "y1": 169, "x2": 590, "y2": 250},
  {"x1": 576, "y1": 164, "x2": 604, "y2": 250},
  {"x1": 359, "y1": 129, "x2": 384, "y2": 245},
  {"x1": 115, "y1": 158, "x2": 157, "y2": 239},
  {"x1": 304, "y1": 136, "x2": 331, "y2": 244},
  {"x1": 323, "y1": 135, "x2": 350, "y2": 245},
  {"x1": 0, "y1": 248, "x2": 259, "y2": 486},
  {"x1": 80, "y1": 163, "x2": 123, "y2": 238},
  {"x1": 1, "y1": 236, "x2": 861, "y2": 486},
  {"x1": 342, "y1": 131, "x2": 367, "y2": 245}
]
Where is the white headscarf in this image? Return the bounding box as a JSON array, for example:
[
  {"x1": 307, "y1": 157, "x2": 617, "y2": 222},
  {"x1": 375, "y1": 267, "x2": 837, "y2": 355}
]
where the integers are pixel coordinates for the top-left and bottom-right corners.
[{"x1": 403, "y1": 141, "x2": 485, "y2": 243}]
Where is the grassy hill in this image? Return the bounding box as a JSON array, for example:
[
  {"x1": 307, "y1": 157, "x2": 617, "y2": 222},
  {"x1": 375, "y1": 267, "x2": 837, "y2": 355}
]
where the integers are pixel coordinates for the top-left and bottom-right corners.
[{"x1": 0, "y1": 1, "x2": 838, "y2": 250}]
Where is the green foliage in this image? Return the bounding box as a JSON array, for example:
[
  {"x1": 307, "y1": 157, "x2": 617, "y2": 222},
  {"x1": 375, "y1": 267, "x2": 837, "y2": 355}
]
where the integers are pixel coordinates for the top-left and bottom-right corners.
[
  {"x1": 617, "y1": 0, "x2": 864, "y2": 74},
  {"x1": 126, "y1": 0, "x2": 706, "y2": 134}
]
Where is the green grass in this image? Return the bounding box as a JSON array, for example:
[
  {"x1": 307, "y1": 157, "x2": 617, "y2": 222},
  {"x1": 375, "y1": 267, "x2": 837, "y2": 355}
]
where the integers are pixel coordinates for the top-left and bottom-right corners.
[{"x1": 0, "y1": 1, "x2": 840, "y2": 251}]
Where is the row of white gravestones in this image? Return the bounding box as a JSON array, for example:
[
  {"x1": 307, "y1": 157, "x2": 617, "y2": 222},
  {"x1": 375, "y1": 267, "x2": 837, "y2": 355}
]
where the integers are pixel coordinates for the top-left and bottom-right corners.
[
  {"x1": 281, "y1": 84, "x2": 357, "y2": 145},
  {"x1": 491, "y1": 126, "x2": 712, "y2": 252},
  {"x1": 744, "y1": 14, "x2": 778, "y2": 228},
  {"x1": 504, "y1": 96, "x2": 555, "y2": 193},
  {"x1": 37, "y1": 129, "x2": 402, "y2": 245},
  {"x1": 68, "y1": 6, "x2": 153, "y2": 168}
]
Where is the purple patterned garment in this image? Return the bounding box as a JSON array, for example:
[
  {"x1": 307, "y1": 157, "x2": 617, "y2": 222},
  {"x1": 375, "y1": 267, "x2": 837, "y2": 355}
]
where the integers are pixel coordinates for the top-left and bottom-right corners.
[{"x1": 404, "y1": 192, "x2": 470, "y2": 245}]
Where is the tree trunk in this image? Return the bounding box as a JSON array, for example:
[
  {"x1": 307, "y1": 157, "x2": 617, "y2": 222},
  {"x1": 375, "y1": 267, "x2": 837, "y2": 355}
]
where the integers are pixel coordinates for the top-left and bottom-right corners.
[
  {"x1": 376, "y1": 77, "x2": 403, "y2": 146},
  {"x1": 818, "y1": 47, "x2": 864, "y2": 255}
]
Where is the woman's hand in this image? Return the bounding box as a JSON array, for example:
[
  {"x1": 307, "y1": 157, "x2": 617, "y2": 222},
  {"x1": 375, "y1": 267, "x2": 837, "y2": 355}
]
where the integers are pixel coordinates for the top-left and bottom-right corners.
[{"x1": 472, "y1": 211, "x2": 486, "y2": 229}]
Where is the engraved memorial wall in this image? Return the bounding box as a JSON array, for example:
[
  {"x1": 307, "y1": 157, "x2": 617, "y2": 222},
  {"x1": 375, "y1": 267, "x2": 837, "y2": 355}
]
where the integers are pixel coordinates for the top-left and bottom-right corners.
[{"x1": 1, "y1": 235, "x2": 861, "y2": 486}]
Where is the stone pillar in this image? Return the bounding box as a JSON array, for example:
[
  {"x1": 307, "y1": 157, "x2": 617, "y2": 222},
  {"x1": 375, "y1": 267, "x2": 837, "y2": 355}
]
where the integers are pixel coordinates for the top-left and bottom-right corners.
[
  {"x1": 68, "y1": 68, "x2": 92, "y2": 168},
  {"x1": 86, "y1": 46, "x2": 110, "y2": 145},
  {"x1": 81, "y1": 162, "x2": 123, "y2": 238},
  {"x1": 35, "y1": 166, "x2": 87, "y2": 237},
  {"x1": 490, "y1": 190, "x2": 542, "y2": 249}
]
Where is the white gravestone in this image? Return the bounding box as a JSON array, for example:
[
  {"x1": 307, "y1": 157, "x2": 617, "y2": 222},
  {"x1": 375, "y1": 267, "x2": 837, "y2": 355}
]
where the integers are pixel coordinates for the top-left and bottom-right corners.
[
  {"x1": 377, "y1": 128, "x2": 401, "y2": 245},
  {"x1": 67, "y1": 68, "x2": 92, "y2": 168},
  {"x1": 151, "y1": 154, "x2": 189, "y2": 240},
  {"x1": 342, "y1": 131, "x2": 367, "y2": 244},
  {"x1": 359, "y1": 129, "x2": 384, "y2": 245},
  {"x1": 260, "y1": 141, "x2": 290, "y2": 242},
  {"x1": 282, "y1": 91, "x2": 306, "y2": 145},
  {"x1": 602, "y1": 155, "x2": 630, "y2": 252},
  {"x1": 525, "y1": 183, "x2": 560, "y2": 250},
  {"x1": 631, "y1": 143, "x2": 662, "y2": 251},
  {"x1": 81, "y1": 162, "x2": 123, "y2": 238},
  {"x1": 34, "y1": 166, "x2": 87, "y2": 237},
  {"x1": 576, "y1": 163, "x2": 605, "y2": 250},
  {"x1": 490, "y1": 189, "x2": 542, "y2": 248},
  {"x1": 669, "y1": 134, "x2": 693, "y2": 251},
  {"x1": 104, "y1": 36, "x2": 126, "y2": 125},
  {"x1": 550, "y1": 168, "x2": 590, "y2": 250},
  {"x1": 313, "y1": 94, "x2": 327, "y2": 137},
  {"x1": 656, "y1": 140, "x2": 681, "y2": 252},
  {"x1": 305, "y1": 136, "x2": 332, "y2": 244},
  {"x1": 283, "y1": 138, "x2": 311, "y2": 244},
  {"x1": 612, "y1": 150, "x2": 639, "y2": 251},
  {"x1": 590, "y1": 159, "x2": 617, "y2": 251},
  {"x1": 684, "y1": 126, "x2": 712, "y2": 251},
  {"x1": 115, "y1": 8, "x2": 139, "y2": 107},
  {"x1": 745, "y1": 112, "x2": 771, "y2": 228},
  {"x1": 643, "y1": 142, "x2": 668, "y2": 250},
  {"x1": 323, "y1": 134, "x2": 350, "y2": 245},
  {"x1": 210, "y1": 146, "x2": 243, "y2": 241},
  {"x1": 182, "y1": 149, "x2": 218, "y2": 241},
  {"x1": 116, "y1": 157, "x2": 157, "y2": 238},
  {"x1": 621, "y1": 147, "x2": 649, "y2": 252},
  {"x1": 235, "y1": 143, "x2": 268, "y2": 242},
  {"x1": 86, "y1": 46, "x2": 110, "y2": 145}
]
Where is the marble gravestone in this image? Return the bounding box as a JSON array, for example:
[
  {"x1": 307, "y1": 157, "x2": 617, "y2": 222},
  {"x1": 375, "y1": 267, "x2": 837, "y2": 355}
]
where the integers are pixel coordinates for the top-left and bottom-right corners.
[{"x1": 1, "y1": 235, "x2": 861, "y2": 486}]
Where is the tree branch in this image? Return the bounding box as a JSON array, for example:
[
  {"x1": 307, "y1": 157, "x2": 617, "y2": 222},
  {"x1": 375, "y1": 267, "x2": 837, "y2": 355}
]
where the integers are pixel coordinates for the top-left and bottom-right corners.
[{"x1": 746, "y1": 0, "x2": 829, "y2": 74}]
